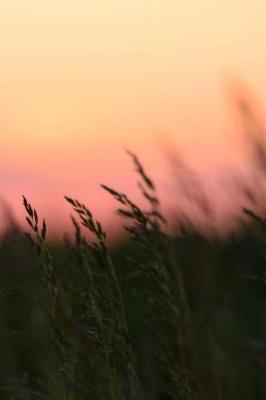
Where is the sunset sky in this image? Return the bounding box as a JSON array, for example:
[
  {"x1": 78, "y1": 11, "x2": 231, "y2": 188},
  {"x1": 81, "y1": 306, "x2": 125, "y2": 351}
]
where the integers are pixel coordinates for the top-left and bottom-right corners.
[{"x1": 1, "y1": 0, "x2": 266, "y2": 235}]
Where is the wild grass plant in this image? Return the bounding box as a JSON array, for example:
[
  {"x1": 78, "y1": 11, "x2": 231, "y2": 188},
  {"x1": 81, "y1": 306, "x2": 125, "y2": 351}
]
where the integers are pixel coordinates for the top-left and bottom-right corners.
[
  {"x1": 19, "y1": 153, "x2": 202, "y2": 399},
  {"x1": 1, "y1": 150, "x2": 266, "y2": 399}
]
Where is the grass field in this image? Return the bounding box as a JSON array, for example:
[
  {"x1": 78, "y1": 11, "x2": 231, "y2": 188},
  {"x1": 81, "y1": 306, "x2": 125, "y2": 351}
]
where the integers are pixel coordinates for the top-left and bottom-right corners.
[{"x1": 0, "y1": 152, "x2": 266, "y2": 399}]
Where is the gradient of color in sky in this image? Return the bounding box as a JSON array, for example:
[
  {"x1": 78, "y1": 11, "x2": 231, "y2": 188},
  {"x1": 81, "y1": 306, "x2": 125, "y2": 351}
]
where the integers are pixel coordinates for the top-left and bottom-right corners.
[{"x1": 1, "y1": 0, "x2": 266, "y2": 235}]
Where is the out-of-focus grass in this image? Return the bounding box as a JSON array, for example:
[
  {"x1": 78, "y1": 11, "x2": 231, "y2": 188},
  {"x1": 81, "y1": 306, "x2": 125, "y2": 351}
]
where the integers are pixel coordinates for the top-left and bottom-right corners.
[{"x1": 0, "y1": 149, "x2": 266, "y2": 400}]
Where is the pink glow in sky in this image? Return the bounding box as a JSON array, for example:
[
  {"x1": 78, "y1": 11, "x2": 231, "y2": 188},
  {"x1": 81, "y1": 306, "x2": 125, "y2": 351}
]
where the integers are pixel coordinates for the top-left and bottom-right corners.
[{"x1": 1, "y1": 0, "x2": 266, "y2": 237}]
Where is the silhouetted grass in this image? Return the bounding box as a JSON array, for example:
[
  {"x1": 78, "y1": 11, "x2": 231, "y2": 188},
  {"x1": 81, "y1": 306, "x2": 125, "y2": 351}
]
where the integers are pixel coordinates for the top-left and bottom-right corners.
[{"x1": 1, "y1": 150, "x2": 266, "y2": 399}]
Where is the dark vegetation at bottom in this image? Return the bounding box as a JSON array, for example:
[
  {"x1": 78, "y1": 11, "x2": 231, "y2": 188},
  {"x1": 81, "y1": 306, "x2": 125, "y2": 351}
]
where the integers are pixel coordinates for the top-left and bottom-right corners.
[{"x1": 0, "y1": 153, "x2": 266, "y2": 399}]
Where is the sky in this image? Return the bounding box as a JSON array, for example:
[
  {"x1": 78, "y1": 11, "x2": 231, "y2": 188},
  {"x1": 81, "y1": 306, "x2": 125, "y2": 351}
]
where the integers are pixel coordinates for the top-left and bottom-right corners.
[{"x1": 1, "y1": 0, "x2": 266, "y2": 236}]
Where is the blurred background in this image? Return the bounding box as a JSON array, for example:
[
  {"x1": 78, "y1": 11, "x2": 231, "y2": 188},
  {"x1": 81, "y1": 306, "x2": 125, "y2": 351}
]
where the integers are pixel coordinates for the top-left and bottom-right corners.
[
  {"x1": 1, "y1": 0, "x2": 266, "y2": 238},
  {"x1": 2, "y1": 2, "x2": 266, "y2": 399}
]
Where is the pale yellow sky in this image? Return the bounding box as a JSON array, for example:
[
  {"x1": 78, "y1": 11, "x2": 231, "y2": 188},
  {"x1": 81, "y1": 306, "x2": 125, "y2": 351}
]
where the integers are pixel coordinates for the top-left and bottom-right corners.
[{"x1": 0, "y1": 0, "x2": 266, "y2": 232}]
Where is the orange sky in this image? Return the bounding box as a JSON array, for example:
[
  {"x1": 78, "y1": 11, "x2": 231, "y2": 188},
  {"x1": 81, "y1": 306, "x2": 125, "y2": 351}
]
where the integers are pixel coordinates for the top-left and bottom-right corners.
[{"x1": 1, "y1": 0, "x2": 266, "y2": 236}]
